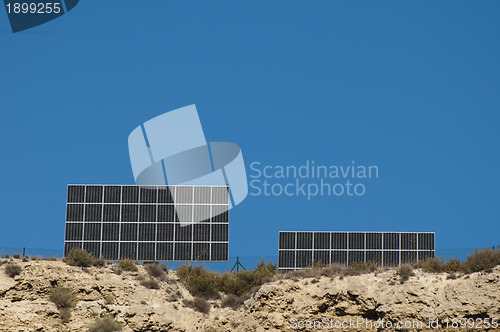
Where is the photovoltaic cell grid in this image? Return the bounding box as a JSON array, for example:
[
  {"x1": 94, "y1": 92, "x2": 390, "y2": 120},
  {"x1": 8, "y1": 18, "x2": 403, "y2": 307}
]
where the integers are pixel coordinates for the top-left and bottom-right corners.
[
  {"x1": 64, "y1": 185, "x2": 229, "y2": 261},
  {"x1": 278, "y1": 231, "x2": 435, "y2": 270}
]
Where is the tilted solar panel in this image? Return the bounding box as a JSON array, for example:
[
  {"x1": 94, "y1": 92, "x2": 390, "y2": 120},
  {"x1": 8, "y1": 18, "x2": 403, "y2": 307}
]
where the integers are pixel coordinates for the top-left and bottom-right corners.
[
  {"x1": 64, "y1": 185, "x2": 229, "y2": 262},
  {"x1": 278, "y1": 231, "x2": 435, "y2": 270}
]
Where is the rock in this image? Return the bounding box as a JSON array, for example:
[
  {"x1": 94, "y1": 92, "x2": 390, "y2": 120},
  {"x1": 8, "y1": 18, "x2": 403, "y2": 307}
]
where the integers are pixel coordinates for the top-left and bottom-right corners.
[{"x1": 1, "y1": 260, "x2": 499, "y2": 331}]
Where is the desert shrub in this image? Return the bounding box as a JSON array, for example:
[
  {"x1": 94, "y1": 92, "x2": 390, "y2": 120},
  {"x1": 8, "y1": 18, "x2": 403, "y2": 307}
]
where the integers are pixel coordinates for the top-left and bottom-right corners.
[
  {"x1": 3, "y1": 254, "x2": 10, "y2": 259},
  {"x1": 255, "y1": 258, "x2": 277, "y2": 277},
  {"x1": 0, "y1": 260, "x2": 5, "y2": 266},
  {"x1": 221, "y1": 293, "x2": 248, "y2": 309},
  {"x1": 64, "y1": 248, "x2": 105, "y2": 268},
  {"x1": 177, "y1": 261, "x2": 277, "y2": 298},
  {"x1": 32, "y1": 255, "x2": 43, "y2": 261},
  {"x1": 50, "y1": 286, "x2": 77, "y2": 309},
  {"x1": 13, "y1": 253, "x2": 21, "y2": 259},
  {"x1": 140, "y1": 278, "x2": 160, "y2": 290},
  {"x1": 396, "y1": 264, "x2": 414, "y2": 283},
  {"x1": 345, "y1": 261, "x2": 378, "y2": 276},
  {"x1": 177, "y1": 265, "x2": 219, "y2": 297},
  {"x1": 176, "y1": 264, "x2": 195, "y2": 280},
  {"x1": 218, "y1": 273, "x2": 249, "y2": 295},
  {"x1": 64, "y1": 248, "x2": 95, "y2": 267},
  {"x1": 94, "y1": 257, "x2": 106, "y2": 267},
  {"x1": 253, "y1": 258, "x2": 277, "y2": 283},
  {"x1": 50, "y1": 286, "x2": 77, "y2": 322},
  {"x1": 218, "y1": 270, "x2": 269, "y2": 296},
  {"x1": 89, "y1": 316, "x2": 123, "y2": 332},
  {"x1": 444, "y1": 258, "x2": 462, "y2": 273},
  {"x1": 462, "y1": 248, "x2": 500, "y2": 273},
  {"x1": 417, "y1": 257, "x2": 445, "y2": 273},
  {"x1": 218, "y1": 259, "x2": 277, "y2": 296},
  {"x1": 160, "y1": 263, "x2": 168, "y2": 271},
  {"x1": 144, "y1": 263, "x2": 166, "y2": 280},
  {"x1": 22, "y1": 256, "x2": 29, "y2": 262},
  {"x1": 118, "y1": 259, "x2": 137, "y2": 272},
  {"x1": 5, "y1": 263, "x2": 22, "y2": 278}
]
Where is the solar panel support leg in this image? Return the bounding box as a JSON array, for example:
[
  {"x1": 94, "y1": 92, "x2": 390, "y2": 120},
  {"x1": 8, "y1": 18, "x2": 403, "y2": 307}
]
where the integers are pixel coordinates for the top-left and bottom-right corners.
[{"x1": 231, "y1": 256, "x2": 246, "y2": 272}]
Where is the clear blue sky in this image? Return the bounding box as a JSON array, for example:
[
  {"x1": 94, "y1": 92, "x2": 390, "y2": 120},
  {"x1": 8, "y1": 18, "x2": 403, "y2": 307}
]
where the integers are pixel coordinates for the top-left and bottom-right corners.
[{"x1": 1, "y1": 1, "x2": 499, "y2": 262}]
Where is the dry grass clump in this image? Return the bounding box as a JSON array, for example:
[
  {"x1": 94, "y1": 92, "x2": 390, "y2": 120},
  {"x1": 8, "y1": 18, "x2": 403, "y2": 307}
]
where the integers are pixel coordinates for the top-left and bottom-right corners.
[
  {"x1": 416, "y1": 257, "x2": 445, "y2": 273},
  {"x1": 45, "y1": 256, "x2": 59, "y2": 261},
  {"x1": 88, "y1": 316, "x2": 123, "y2": 332},
  {"x1": 64, "y1": 248, "x2": 94, "y2": 267},
  {"x1": 93, "y1": 257, "x2": 106, "y2": 267},
  {"x1": 144, "y1": 263, "x2": 166, "y2": 280},
  {"x1": 166, "y1": 290, "x2": 182, "y2": 302},
  {"x1": 104, "y1": 295, "x2": 115, "y2": 305},
  {"x1": 140, "y1": 278, "x2": 161, "y2": 290},
  {"x1": 194, "y1": 297, "x2": 210, "y2": 314},
  {"x1": 118, "y1": 259, "x2": 137, "y2": 272},
  {"x1": 396, "y1": 264, "x2": 415, "y2": 283},
  {"x1": 49, "y1": 286, "x2": 77, "y2": 323},
  {"x1": 183, "y1": 298, "x2": 210, "y2": 314},
  {"x1": 446, "y1": 273, "x2": 457, "y2": 280},
  {"x1": 282, "y1": 261, "x2": 378, "y2": 281},
  {"x1": 345, "y1": 261, "x2": 378, "y2": 275},
  {"x1": 4, "y1": 263, "x2": 22, "y2": 278}
]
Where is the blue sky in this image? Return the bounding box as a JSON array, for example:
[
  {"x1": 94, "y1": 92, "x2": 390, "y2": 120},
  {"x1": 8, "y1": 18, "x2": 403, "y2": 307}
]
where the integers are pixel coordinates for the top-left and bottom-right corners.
[{"x1": 0, "y1": 1, "x2": 499, "y2": 265}]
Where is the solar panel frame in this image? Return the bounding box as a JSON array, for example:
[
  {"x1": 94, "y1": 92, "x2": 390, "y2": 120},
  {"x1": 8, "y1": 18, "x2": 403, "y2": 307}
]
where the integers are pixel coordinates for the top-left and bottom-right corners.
[
  {"x1": 64, "y1": 185, "x2": 230, "y2": 262},
  {"x1": 278, "y1": 231, "x2": 435, "y2": 270}
]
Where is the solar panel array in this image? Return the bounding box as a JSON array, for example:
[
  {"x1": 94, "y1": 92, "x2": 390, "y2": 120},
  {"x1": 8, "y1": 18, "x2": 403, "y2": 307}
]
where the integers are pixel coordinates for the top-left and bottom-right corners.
[
  {"x1": 65, "y1": 185, "x2": 229, "y2": 261},
  {"x1": 278, "y1": 231, "x2": 435, "y2": 270}
]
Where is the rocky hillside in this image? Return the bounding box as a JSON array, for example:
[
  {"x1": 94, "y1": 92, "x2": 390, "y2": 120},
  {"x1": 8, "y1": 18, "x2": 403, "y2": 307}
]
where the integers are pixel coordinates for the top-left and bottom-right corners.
[{"x1": 0, "y1": 259, "x2": 499, "y2": 331}]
